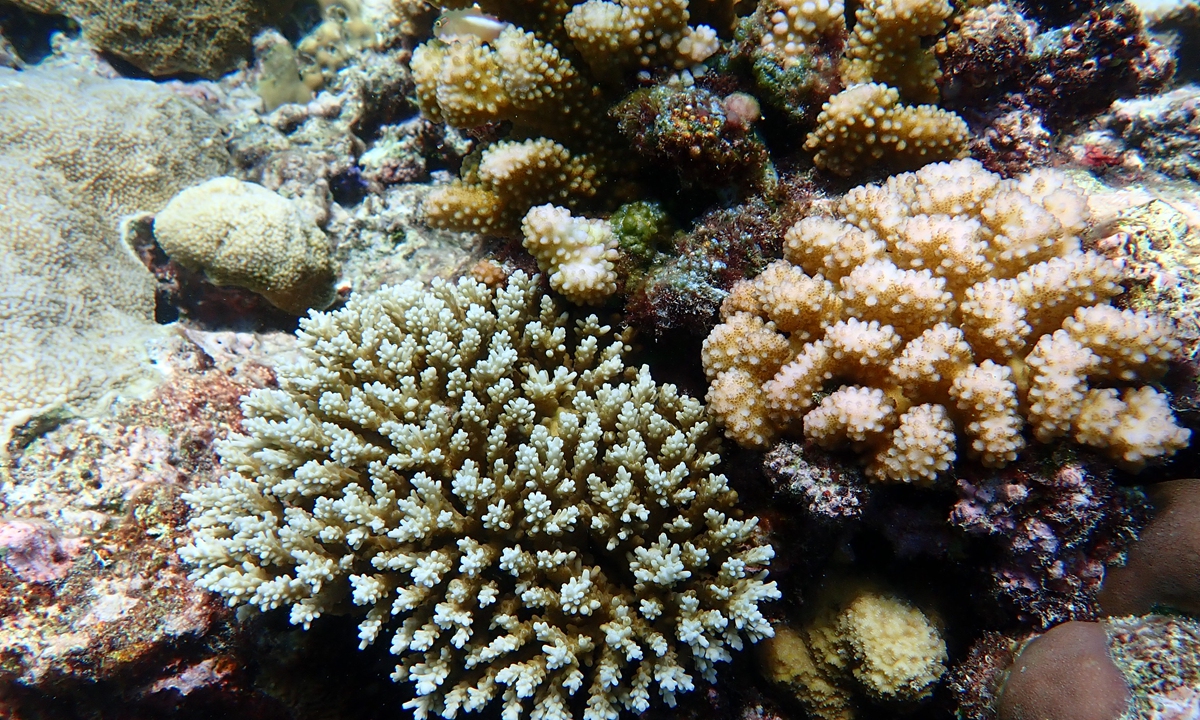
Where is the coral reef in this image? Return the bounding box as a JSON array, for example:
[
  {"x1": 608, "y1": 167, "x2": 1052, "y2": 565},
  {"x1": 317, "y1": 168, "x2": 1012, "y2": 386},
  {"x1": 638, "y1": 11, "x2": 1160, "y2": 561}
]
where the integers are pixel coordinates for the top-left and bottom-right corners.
[
  {"x1": 0, "y1": 67, "x2": 228, "y2": 446},
  {"x1": 701, "y1": 159, "x2": 1190, "y2": 481},
  {"x1": 758, "y1": 585, "x2": 946, "y2": 720},
  {"x1": 1099, "y1": 478, "x2": 1200, "y2": 617},
  {"x1": 624, "y1": 180, "x2": 816, "y2": 336},
  {"x1": 951, "y1": 456, "x2": 1149, "y2": 627},
  {"x1": 154, "y1": 178, "x2": 338, "y2": 315},
  {"x1": 180, "y1": 272, "x2": 780, "y2": 720},
  {"x1": 1091, "y1": 86, "x2": 1200, "y2": 181},
  {"x1": 520, "y1": 204, "x2": 619, "y2": 305},
  {"x1": 762, "y1": 442, "x2": 864, "y2": 519},
  {"x1": 8, "y1": 0, "x2": 289, "y2": 78},
  {"x1": 0, "y1": 331, "x2": 283, "y2": 715}
]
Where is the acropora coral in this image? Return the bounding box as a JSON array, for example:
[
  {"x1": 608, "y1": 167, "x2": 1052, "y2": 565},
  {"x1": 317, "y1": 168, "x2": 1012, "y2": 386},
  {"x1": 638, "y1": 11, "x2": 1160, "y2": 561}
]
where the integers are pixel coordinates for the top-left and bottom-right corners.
[
  {"x1": 701, "y1": 159, "x2": 1190, "y2": 481},
  {"x1": 154, "y1": 177, "x2": 338, "y2": 315},
  {"x1": 181, "y1": 272, "x2": 780, "y2": 720}
]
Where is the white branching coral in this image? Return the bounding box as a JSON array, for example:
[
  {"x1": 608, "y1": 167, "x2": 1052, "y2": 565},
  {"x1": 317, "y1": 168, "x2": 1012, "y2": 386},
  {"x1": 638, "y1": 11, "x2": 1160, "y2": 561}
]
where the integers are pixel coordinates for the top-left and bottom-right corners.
[
  {"x1": 702, "y1": 159, "x2": 1190, "y2": 479},
  {"x1": 521, "y1": 204, "x2": 619, "y2": 305},
  {"x1": 181, "y1": 272, "x2": 779, "y2": 720}
]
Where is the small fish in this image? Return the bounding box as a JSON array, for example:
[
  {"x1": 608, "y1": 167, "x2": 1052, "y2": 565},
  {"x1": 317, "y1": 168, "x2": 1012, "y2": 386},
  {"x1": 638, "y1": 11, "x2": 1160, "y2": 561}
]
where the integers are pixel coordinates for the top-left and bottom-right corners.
[{"x1": 433, "y1": 4, "x2": 509, "y2": 42}]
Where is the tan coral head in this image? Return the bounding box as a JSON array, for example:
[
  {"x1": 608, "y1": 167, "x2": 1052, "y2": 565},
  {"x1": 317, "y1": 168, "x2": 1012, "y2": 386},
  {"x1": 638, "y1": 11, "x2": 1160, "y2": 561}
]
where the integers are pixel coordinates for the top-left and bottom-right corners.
[{"x1": 702, "y1": 159, "x2": 1191, "y2": 482}]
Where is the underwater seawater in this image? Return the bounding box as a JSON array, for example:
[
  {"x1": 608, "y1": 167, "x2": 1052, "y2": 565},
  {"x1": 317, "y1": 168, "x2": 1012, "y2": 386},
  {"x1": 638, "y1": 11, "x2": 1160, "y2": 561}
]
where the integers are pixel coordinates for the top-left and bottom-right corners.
[{"x1": 0, "y1": 0, "x2": 1198, "y2": 718}]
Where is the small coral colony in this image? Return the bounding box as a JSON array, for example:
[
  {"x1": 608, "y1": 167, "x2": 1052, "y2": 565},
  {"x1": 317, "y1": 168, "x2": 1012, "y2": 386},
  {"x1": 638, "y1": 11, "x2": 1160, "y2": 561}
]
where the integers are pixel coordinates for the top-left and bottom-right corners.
[{"x1": 2, "y1": 0, "x2": 1198, "y2": 716}]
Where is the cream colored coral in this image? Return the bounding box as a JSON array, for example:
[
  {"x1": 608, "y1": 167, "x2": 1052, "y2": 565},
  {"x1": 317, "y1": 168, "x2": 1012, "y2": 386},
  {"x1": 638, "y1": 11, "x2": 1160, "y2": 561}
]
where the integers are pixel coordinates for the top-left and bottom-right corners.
[
  {"x1": 757, "y1": 586, "x2": 946, "y2": 718},
  {"x1": 703, "y1": 159, "x2": 1189, "y2": 477},
  {"x1": 423, "y1": 138, "x2": 599, "y2": 234},
  {"x1": 803, "y1": 83, "x2": 969, "y2": 177},
  {"x1": 181, "y1": 272, "x2": 780, "y2": 720},
  {"x1": 154, "y1": 178, "x2": 337, "y2": 315},
  {"x1": 564, "y1": 0, "x2": 719, "y2": 83},
  {"x1": 841, "y1": 0, "x2": 952, "y2": 103},
  {"x1": 411, "y1": 26, "x2": 603, "y2": 141},
  {"x1": 867, "y1": 404, "x2": 956, "y2": 484},
  {"x1": 804, "y1": 386, "x2": 896, "y2": 447},
  {"x1": 835, "y1": 591, "x2": 947, "y2": 699},
  {"x1": 759, "y1": 0, "x2": 846, "y2": 68},
  {"x1": 520, "y1": 204, "x2": 618, "y2": 305},
  {"x1": 0, "y1": 68, "x2": 228, "y2": 446},
  {"x1": 1074, "y1": 387, "x2": 1191, "y2": 469}
]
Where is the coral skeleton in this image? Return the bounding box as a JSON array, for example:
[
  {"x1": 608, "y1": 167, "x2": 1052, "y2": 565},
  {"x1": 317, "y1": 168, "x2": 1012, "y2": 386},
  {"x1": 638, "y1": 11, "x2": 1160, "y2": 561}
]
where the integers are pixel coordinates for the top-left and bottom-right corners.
[
  {"x1": 181, "y1": 272, "x2": 779, "y2": 720},
  {"x1": 702, "y1": 159, "x2": 1190, "y2": 480}
]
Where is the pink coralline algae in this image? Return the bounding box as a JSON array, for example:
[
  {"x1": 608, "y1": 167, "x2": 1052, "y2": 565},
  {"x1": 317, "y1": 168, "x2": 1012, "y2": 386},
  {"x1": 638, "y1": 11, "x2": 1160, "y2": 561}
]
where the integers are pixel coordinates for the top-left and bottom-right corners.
[
  {"x1": 951, "y1": 457, "x2": 1149, "y2": 627},
  {"x1": 0, "y1": 519, "x2": 82, "y2": 583}
]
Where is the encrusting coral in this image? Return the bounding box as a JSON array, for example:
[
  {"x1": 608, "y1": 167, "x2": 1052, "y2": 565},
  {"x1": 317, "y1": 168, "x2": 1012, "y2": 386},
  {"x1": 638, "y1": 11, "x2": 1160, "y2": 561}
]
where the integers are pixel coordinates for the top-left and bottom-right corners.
[
  {"x1": 702, "y1": 159, "x2": 1190, "y2": 481},
  {"x1": 180, "y1": 272, "x2": 780, "y2": 720},
  {"x1": 153, "y1": 178, "x2": 338, "y2": 315},
  {"x1": 0, "y1": 67, "x2": 229, "y2": 446},
  {"x1": 8, "y1": 0, "x2": 289, "y2": 78}
]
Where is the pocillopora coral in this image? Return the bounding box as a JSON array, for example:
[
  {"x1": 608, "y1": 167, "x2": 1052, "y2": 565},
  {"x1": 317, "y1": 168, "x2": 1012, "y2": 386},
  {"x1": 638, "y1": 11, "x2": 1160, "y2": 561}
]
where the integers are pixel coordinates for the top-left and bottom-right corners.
[
  {"x1": 742, "y1": 0, "x2": 969, "y2": 174},
  {"x1": 181, "y1": 272, "x2": 780, "y2": 720},
  {"x1": 702, "y1": 159, "x2": 1190, "y2": 479},
  {"x1": 411, "y1": 0, "x2": 721, "y2": 233},
  {"x1": 153, "y1": 178, "x2": 338, "y2": 315},
  {"x1": 521, "y1": 204, "x2": 619, "y2": 305}
]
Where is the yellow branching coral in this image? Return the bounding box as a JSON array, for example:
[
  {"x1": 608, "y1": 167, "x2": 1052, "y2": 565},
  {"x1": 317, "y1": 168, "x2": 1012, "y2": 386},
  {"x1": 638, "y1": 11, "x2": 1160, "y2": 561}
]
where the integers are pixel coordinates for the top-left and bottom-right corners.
[
  {"x1": 181, "y1": 272, "x2": 780, "y2": 720},
  {"x1": 702, "y1": 159, "x2": 1191, "y2": 479},
  {"x1": 758, "y1": 586, "x2": 947, "y2": 720},
  {"x1": 803, "y1": 83, "x2": 969, "y2": 177},
  {"x1": 841, "y1": 0, "x2": 952, "y2": 103},
  {"x1": 565, "y1": 0, "x2": 720, "y2": 84},
  {"x1": 411, "y1": 26, "x2": 606, "y2": 142},
  {"x1": 521, "y1": 204, "x2": 619, "y2": 305},
  {"x1": 423, "y1": 139, "x2": 600, "y2": 234}
]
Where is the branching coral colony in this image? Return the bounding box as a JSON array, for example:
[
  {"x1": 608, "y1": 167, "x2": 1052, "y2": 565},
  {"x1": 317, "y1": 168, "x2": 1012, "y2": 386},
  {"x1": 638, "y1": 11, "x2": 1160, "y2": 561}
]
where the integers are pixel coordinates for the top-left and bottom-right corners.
[
  {"x1": 702, "y1": 159, "x2": 1190, "y2": 482},
  {"x1": 181, "y1": 272, "x2": 779, "y2": 720}
]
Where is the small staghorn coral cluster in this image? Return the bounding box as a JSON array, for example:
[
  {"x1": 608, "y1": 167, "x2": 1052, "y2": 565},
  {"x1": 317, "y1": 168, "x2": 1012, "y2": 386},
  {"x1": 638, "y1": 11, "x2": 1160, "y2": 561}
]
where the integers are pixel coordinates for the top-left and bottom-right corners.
[
  {"x1": 181, "y1": 272, "x2": 779, "y2": 720},
  {"x1": 702, "y1": 159, "x2": 1190, "y2": 481}
]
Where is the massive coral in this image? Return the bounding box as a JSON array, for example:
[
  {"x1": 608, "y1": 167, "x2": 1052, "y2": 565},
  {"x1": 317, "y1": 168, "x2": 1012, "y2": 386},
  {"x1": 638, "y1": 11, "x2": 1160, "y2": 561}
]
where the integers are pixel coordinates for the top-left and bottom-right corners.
[
  {"x1": 180, "y1": 272, "x2": 780, "y2": 720},
  {"x1": 701, "y1": 159, "x2": 1190, "y2": 481},
  {"x1": 154, "y1": 177, "x2": 338, "y2": 315},
  {"x1": 7, "y1": 0, "x2": 289, "y2": 77}
]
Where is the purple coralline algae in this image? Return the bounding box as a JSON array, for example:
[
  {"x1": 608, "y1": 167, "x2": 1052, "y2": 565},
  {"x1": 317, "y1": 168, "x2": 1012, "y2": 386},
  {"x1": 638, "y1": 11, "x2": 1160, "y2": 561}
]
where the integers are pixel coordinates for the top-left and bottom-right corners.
[{"x1": 951, "y1": 456, "x2": 1150, "y2": 628}]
